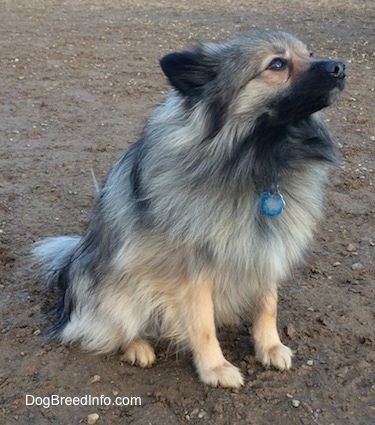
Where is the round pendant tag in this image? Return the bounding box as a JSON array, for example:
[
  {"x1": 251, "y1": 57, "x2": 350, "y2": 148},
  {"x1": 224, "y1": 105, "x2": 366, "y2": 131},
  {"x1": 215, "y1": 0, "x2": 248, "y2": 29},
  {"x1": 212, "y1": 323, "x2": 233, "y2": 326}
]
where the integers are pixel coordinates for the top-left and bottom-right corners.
[{"x1": 259, "y1": 191, "x2": 285, "y2": 217}]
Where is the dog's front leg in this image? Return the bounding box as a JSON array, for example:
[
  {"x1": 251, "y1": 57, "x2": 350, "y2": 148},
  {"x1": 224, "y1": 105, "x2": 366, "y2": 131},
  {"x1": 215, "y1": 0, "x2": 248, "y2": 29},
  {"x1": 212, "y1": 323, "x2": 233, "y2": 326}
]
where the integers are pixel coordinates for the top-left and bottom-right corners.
[
  {"x1": 252, "y1": 287, "x2": 293, "y2": 371},
  {"x1": 183, "y1": 278, "x2": 244, "y2": 388}
]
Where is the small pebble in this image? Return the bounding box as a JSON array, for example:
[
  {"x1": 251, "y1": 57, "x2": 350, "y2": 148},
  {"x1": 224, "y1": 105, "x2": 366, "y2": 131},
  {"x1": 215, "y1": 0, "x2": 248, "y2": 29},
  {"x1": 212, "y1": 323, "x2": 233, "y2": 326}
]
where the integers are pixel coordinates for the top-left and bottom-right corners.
[
  {"x1": 198, "y1": 410, "x2": 207, "y2": 419},
  {"x1": 346, "y1": 243, "x2": 357, "y2": 252},
  {"x1": 87, "y1": 413, "x2": 99, "y2": 425},
  {"x1": 332, "y1": 262, "x2": 341, "y2": 267},
  {"x1": 90, "y1": 375, "x2": 101, "y2": 383},
  {"x1": 285, "y1": 324, "x2": 297, "y2": 338},
  {"x1": 214, "y1": 403, "x2": 224, "y2": 413},
  {"x1": 306, "y1": 360, "x2": 314, "y2": 366},
  {"x1": 292, "y1": 399, "x2": 301, "y2": 408},
  {"x1": 351, "y1": 262, "x2": 364, "y2": 271}
]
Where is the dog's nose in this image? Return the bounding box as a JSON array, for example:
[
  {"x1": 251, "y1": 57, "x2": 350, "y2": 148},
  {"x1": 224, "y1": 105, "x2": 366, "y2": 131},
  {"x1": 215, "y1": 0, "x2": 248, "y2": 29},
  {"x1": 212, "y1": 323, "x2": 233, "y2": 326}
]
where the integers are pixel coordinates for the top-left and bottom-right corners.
[{"x1": 324, "y1": 60, "x2": 346, "y2": 79}]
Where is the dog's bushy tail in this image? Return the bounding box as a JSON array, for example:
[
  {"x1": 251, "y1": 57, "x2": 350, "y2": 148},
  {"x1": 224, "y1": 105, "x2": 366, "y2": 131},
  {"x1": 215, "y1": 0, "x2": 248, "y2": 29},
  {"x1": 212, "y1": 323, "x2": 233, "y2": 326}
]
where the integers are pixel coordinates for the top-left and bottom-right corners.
[
  {"x1": 33, "y1": 236, "x2": 82, "y2": 337},
  {"x1": 33, "y1": 236, "x2": 81, "y2": 289}
]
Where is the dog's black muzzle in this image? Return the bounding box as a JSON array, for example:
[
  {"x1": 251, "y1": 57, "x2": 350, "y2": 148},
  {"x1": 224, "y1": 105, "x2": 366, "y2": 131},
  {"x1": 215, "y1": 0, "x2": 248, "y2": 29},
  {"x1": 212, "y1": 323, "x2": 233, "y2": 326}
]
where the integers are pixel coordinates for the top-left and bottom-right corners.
[{"x1": 269, "y1": 58, "x2": 346, "y2": 123}]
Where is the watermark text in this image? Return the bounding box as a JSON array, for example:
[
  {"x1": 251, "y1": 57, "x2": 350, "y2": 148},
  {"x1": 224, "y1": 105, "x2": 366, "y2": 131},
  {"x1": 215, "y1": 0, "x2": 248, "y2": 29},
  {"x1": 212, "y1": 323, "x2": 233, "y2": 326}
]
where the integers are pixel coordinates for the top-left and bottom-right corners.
[{"x1": 25, "y1": 394, "x2": 142, "y2": 409}]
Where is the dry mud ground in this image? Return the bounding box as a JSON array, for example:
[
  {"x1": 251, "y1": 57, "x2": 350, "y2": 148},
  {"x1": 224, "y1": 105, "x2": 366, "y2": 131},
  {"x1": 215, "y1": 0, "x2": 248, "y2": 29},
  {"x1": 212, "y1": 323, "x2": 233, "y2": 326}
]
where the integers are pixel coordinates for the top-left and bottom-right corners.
[{"x1": 0, "y1": 0, "x2": 374, "y2": 424}]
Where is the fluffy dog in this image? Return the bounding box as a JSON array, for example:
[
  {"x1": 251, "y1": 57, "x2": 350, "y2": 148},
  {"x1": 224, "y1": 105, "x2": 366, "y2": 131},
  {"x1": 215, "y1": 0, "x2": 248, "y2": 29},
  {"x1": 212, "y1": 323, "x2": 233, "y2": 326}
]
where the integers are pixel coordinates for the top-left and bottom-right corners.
[{"x1": 33, "y1": 30, "x2": 345, "y2": 388}]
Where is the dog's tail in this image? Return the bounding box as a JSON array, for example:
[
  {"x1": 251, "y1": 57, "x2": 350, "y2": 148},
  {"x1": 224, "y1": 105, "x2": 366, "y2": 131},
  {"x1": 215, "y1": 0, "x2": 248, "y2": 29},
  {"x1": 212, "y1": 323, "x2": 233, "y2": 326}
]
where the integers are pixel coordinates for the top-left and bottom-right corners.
[
  {"x1": 33, "y1": 236, "x2": 81, "y2": 290},
  {"x1": 33, "y1": 236, "x2": 82, "y2": 337}
]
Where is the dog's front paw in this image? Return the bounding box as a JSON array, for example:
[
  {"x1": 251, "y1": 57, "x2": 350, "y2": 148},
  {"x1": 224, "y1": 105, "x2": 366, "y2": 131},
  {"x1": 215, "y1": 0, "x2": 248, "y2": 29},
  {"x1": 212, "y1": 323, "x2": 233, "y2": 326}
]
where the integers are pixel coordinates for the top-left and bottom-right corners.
[
  {"x1": 121, "y1": 339, "x2": 156, "y2": 368},
  {"x1": 256, "y1": 343, "x2": 293, "y2": 371},
  {"x1": 197, "y1": 361, "x2": 244, "y2": 388}
]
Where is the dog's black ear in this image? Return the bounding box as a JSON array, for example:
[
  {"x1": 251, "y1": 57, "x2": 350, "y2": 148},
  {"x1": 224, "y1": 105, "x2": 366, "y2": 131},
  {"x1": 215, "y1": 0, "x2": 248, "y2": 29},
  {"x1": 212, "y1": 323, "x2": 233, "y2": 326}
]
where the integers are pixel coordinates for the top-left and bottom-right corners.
[{"x1": 160, "y1": 49, "x2": 217, "y2": 96}]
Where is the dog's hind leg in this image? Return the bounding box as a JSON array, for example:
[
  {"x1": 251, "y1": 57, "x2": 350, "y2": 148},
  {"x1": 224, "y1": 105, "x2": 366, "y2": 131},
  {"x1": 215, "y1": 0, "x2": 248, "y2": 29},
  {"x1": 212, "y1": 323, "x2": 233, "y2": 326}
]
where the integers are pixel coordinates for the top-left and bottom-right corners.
[
  {"x1": 121, "y1": 339, "x2": 156, "y2": 368},
  {"x1": 182, "y1": 277, "x2": 244, "y2": 388},
  {"x1": 252, "y1": 288, "x2": 293, "y2": 371}
]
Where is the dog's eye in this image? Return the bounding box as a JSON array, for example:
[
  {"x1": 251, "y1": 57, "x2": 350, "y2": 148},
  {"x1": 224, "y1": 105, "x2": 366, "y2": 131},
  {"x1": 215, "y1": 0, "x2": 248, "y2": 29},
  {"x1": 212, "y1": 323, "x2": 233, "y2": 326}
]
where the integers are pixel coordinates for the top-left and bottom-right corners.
[{"x1": 267, "y1": 57, "x2": 288, "y2": 71}]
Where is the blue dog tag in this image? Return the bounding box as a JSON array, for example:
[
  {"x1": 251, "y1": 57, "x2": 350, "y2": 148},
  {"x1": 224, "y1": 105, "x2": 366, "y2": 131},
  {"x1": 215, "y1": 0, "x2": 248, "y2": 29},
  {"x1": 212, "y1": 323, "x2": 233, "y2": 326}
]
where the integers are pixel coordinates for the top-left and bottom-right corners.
[{"x1": 259, "y1": 191, "x2": 285, "y2": 217}]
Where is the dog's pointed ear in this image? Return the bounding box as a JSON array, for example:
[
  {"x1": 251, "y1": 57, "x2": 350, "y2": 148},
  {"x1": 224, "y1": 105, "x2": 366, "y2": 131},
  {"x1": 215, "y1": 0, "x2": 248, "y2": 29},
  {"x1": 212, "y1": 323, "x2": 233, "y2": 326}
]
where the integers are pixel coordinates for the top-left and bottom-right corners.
[{"x1": 159, "y1": 49, "x2": 217, "y2": 96}]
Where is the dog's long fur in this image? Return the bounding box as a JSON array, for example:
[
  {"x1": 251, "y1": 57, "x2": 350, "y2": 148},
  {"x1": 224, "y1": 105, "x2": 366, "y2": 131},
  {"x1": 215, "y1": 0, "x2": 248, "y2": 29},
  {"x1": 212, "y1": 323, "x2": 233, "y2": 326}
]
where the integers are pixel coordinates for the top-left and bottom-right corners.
[{"x1": 33, "y1": 31, "x2": 345, "y2": 387}]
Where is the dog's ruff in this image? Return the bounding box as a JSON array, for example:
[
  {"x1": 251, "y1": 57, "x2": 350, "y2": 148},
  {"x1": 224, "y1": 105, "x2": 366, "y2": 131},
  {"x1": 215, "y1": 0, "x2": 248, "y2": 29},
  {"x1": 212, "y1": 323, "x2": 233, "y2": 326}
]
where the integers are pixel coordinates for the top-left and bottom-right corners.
[{"x1": 33, "y1": 30, "x2": 345, "y2": 388}]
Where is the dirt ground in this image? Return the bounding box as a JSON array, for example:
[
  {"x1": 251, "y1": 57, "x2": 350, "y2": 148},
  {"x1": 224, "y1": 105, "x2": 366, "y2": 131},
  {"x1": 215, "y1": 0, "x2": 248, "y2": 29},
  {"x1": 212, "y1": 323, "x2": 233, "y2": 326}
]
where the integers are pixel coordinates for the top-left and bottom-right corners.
[{"x1": 0, "y1": 0, "x2": 374, "y2": 424}]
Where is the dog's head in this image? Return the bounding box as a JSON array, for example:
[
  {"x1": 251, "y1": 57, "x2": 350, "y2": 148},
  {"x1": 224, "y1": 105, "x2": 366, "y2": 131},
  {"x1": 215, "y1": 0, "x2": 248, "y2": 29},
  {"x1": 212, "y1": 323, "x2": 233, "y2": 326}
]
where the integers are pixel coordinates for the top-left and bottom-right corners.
[{"x1": 160, "y1": 31, "x2": 345, "y2": 127}]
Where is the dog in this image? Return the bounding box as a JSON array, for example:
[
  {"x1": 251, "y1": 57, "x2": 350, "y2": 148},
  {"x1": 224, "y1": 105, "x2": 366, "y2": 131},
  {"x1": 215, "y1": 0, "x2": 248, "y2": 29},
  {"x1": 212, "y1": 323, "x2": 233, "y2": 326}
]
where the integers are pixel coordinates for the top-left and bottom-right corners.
[{"x1": 33, "y1": 30, "x2": 345, "y2": 388}]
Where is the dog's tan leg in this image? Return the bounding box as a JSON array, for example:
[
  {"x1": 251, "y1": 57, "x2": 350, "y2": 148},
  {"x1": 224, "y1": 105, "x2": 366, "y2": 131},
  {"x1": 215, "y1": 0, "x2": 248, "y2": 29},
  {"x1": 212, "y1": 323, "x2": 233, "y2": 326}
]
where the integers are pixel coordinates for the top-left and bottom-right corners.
[
  {"x1": 184, "y1": 278, "x2": 244, "y2": 388},
  {"x1": 121, "y1": 338, "x2": 156, "y2": 368},
  {"x1": 252, "y1": 288, "x2": 293, "y2": 371}
]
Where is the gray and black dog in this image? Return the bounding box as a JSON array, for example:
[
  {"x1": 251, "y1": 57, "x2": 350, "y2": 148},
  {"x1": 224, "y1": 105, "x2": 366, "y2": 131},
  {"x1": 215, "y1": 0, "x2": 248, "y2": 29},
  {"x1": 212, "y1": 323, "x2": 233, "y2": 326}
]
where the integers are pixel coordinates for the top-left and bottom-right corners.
[{"x1": 34, "y1": 30, "x2": 345, "y2": 388}]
